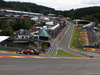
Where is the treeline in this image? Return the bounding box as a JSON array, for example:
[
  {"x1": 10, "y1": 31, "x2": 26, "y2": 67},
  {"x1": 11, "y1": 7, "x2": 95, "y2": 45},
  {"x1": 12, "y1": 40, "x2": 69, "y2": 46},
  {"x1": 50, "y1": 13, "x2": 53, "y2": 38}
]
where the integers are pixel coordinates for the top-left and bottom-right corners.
[
  {"x1": 58, "y1": 7, "x2": 100, "y2": 24},
  {"x1": 0, "y1": 0, "x2": 72, "y2": 16},
  {"x1": 1, "y1": 0, "x2": 100, "y2": 24},
  {"x1": 0, "y1": 19, "x2": 35, "y2": 36},
  {"x1": 71, "y1": 7, "x2": 100, "y2": 24},
  {"x1": 0, "y1": 0, "x2": 55, "y2": 15}
]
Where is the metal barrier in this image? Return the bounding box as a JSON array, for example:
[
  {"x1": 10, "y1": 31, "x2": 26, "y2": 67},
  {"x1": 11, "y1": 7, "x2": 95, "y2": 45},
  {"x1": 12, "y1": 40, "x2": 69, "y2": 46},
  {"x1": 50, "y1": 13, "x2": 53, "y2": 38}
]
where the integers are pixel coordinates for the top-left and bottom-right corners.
[{"x1": 0, "y1": 46, "x2": 27, "y2": 51}]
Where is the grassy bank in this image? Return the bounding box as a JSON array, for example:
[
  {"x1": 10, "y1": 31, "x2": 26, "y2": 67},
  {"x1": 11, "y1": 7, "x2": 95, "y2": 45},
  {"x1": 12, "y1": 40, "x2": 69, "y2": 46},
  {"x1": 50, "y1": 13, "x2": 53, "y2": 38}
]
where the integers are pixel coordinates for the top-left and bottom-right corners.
[
  {"x1": 57, "y1": 50, "x2": 79, "y2": 57},
  {"x1": 70, "y1": 29, "x2": 83, "y2": 48},
  {"x1": 70, "y1": 30, "x2": 75, "y2": 48}
]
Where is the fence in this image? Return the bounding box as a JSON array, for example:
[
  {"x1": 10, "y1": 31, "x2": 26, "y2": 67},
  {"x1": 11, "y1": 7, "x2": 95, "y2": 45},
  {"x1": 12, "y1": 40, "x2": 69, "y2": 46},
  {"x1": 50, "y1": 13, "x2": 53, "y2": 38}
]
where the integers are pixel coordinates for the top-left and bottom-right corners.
[{"x1": 0, "y1": 46, "x2": 29, "y2": 51}]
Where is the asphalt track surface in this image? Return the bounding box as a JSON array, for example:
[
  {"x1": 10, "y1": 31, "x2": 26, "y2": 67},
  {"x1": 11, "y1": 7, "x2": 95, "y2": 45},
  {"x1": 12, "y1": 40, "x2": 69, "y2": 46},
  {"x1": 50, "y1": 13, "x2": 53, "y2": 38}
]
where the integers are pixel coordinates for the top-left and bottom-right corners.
[
  {"x1": 49, "y1": 25, "x2": 69, "y2": 54},
  {"x1": 49, "y1": 23, "x2": 100, "y2": 57},
  {"x1": 59, "y1": 26, "x2": 100, "y2": 58},
  {"x1": 1, "y1": 56, "x2": 100, "y2": 75},
  {"x1": 1, "y1": 52, "x2": 100, "y2": 75}
]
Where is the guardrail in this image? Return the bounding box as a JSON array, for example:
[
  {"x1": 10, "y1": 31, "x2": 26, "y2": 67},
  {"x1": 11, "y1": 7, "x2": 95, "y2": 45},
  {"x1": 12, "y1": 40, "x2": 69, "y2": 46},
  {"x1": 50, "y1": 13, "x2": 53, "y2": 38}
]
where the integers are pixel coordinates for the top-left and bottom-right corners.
[{"x1": 0, "y1": 46, "x2": 25, "y2": 51}]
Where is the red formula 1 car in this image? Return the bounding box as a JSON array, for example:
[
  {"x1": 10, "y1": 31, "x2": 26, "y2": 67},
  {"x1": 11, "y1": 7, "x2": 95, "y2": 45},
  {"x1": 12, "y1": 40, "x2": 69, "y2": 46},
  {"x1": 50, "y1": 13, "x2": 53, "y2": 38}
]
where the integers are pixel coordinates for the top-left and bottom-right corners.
[{"x1": 16, "y1": 49, "x2": 39, "y2": 55}]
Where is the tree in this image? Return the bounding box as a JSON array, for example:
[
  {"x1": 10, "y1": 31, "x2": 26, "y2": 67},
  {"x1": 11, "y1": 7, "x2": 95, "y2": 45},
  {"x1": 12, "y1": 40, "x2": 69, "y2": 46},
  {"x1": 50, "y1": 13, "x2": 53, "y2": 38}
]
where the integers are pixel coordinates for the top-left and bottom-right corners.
[
  {"x1": 0, "y1": 0, "x2": 4, "y2": 2},
  {"x1": 82, "y1": 14, "x2": 99, "y2": 24},
  {"x1": 0, "y1": 20, "x2": 14, "y2": 36},
  {"x1": 11, "y1": 19, "x2": 34, "y2": 31},
  {"x1": 0, "y1": 0, "x2": 4, "y2": 7},
  {"x1": 0, "y1": 27, "x2": 14, "y2": 36},
  {"x1": 36, "y1": 22, "x2": 45, "y2": 26}
]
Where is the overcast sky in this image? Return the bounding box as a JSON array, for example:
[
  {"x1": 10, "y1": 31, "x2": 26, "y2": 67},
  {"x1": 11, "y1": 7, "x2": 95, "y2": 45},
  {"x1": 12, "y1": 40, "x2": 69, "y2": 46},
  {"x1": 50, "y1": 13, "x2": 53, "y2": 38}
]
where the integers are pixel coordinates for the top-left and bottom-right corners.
[{"x1": 5, "y1": 0, "x2": 100, "y2": 10}]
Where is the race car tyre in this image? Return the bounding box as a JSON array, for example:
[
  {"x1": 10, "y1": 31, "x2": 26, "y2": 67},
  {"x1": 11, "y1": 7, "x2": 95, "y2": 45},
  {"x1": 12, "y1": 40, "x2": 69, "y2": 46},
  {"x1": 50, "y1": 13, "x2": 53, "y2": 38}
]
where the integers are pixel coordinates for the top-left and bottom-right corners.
[
  {"x1": 23, "y1": 51, "x2": 28, "y2": 54},
  {"x1": 35, "y1": 52, "x2": 39, "y2": 55},
  {"x1": 29, "y1": 52, "x2": 32, "y2": 55},
  {"x1": 16, "y1": 51, "x2": 20, "y2": 54}
]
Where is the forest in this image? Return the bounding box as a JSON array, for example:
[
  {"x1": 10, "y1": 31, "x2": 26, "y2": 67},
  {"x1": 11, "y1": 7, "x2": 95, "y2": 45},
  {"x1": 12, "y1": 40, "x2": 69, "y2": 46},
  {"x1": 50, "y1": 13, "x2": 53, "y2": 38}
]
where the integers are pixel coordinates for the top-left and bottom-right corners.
[{"x1": 0, "y1": 0, "x2": 100, "y2": 24}]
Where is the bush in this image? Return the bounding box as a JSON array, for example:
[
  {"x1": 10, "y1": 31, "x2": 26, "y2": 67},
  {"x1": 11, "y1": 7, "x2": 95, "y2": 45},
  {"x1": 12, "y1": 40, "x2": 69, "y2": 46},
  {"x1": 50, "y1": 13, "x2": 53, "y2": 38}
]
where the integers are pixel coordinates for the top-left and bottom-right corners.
[{"x1": 40, "y1": 41, "x2": 50, "y2": 52}]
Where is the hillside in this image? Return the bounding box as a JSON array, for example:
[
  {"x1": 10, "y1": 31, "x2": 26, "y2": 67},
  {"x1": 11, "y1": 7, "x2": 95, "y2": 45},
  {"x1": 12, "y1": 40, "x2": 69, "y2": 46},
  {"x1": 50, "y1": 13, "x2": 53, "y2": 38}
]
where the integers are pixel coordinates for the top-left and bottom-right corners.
[
  {"x1": 71, "y1": 6, "x2": 100, "y2": 24},
  {"x1": 0, "y1": 0, "x2": 55, "y2": 15},
  {"x1": 1, "y1": 0, "x2": 100, "y2": 24}
]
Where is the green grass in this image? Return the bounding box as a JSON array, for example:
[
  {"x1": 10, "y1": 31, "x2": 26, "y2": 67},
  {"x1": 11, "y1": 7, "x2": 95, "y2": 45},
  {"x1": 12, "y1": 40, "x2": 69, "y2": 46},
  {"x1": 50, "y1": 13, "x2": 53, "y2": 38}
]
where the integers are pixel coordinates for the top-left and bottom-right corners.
[
  {"x1": 57, "y1": 50, "x2": 79, "y2": 57},
  {"x1": 78, "y1": 41, "x2": 83, "y2": 46},
  {"x1": 70, "y1": 30, "x2": 75, "y2": 48},
  {"x1": 70, "y1": 28, "x2": 83, "y2": 48}
]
